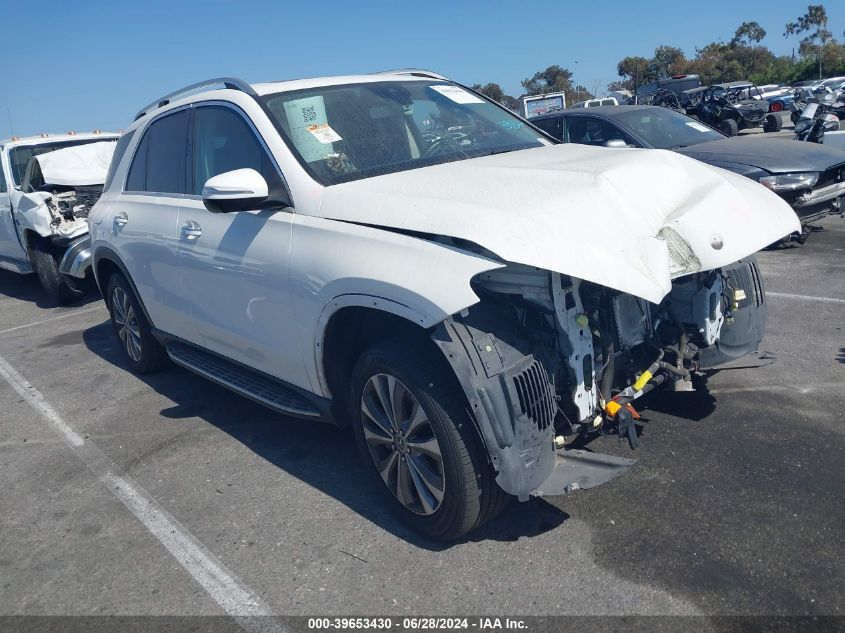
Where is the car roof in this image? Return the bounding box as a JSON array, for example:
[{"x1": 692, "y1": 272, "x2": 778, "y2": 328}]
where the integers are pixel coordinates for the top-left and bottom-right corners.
[
  {"x1": 252, "y1": 72, "x2": 436, "y2": 96},
  {"x1": 0, "y1": 132, "x2": 118, "y2": 148},
  {"x1": 531, "y1": 105, "x2": 656, "y2": 120},
  {"x1": 712, "y1": 81, "x2": 754, "y2": 89}
]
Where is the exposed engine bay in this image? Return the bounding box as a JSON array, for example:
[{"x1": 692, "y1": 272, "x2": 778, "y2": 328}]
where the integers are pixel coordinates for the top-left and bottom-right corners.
[
  {"x1": 430, "y1": 255, "x2": 766, "y2": 499},
  {"x1": 469, "y1": 259, "x2": 763, "y2": 448},
  {"x1": 14, "y1": 141, "x2": 115, "y2": 241}
]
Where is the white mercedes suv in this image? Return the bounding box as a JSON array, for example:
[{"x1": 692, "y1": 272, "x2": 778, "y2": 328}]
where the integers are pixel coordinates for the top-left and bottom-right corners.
[{"x1": 89, "y1": 71, "x2": 799, "y2": 539}]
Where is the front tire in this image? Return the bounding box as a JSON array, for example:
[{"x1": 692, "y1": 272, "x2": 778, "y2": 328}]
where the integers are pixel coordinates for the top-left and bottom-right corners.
[
  {"x1": 106, "y1": 273, "x2": 169, "y2": 374},
  {"x1": 763, "y1": 113, "x2": 783, "y2": 133},
  {"x1": 28, "y1": 237, "x2": 83, "y2": 305},
  {"x1": 719, "y1": 118, "x2": 739, "y2": 136},
  {"x1": 350, "y1": 340, "x2": 509, "y2": 540}
]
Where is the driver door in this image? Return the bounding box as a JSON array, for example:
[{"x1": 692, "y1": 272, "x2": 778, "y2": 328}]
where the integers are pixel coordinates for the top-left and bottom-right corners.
[
  {"x1": 0, "y1": 153, "x2": 28, "y2": 267},
  {"x1": 177, "y1": 104, "x2": 303, "y2": 384}
]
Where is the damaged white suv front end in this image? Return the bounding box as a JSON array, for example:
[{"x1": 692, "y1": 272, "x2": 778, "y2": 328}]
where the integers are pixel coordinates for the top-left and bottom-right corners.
[
  {"x1": 90, "y1": 72, "x2": 799, "y2": 540},
  {"x1": 0, "y1": 133, "x2": 117, "y2": 302}
]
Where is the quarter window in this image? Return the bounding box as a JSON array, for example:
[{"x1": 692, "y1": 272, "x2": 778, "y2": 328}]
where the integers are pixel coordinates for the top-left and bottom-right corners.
[
  {"x1": 104, "y1": 131, "x2": 134, "y2": 192},
  {"x1": 125, "y1": 110, "x2": 189, "y2": 194},
  {"x1": 192, "y1": 106, "x2": 279, "y2": 196}
]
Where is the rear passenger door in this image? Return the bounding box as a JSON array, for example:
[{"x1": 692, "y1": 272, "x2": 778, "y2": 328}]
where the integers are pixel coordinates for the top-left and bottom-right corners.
[
  {"x1": 115, "y1": 108, "x2": 193, "y2": 339},
  {"x1": 177, "y1": 104, "x2": 302, "y2": 384}
]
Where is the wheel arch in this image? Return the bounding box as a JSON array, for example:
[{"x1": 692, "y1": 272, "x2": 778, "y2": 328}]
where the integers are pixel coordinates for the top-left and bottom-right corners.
[
  {"x1": 317, "y1": 297, "x2": 451, "y2": 421},
  {"x1": 93, "y1": 246, "x2": 154, "y2": 325}
]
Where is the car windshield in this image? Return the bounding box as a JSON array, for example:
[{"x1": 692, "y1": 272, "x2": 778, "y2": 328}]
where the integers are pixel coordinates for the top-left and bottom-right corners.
[
  {"x1": 613, "y1": 108, "x2": 724, "y2": 149},
  {"x1": 263, "y1": 80, "x2": 549, "y2": 185},
  {"x1": 8, "y1": 138, "x2": 115, "y2": 187}
]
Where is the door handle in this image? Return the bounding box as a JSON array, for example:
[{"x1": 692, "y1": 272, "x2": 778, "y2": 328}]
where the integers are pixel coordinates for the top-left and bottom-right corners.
[
  {"x1": 113, "y1": 212, "x2": 128, "y2": 229},
  {"x1": 180, "y1": 220, "x2": 202, "y2": 241}
]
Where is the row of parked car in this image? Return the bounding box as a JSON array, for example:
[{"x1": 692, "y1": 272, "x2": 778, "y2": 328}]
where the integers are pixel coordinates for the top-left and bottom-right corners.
[
  {"x1": 635, "y1": 73, "x2": 845, "y2": 138},
  {"x1": 0, "y1": 69, "x2": 838, "y2": 539}
]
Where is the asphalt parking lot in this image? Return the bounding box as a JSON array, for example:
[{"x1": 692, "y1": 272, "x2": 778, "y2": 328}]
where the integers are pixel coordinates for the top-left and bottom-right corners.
[{"x1": 0, "y1": 215, "x2": 842, "y2": 623}]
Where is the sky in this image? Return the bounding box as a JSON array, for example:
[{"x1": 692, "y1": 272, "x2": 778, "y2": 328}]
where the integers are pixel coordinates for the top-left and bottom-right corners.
[{"x1": 1, "y1": 0, "x2": 843, "y2": 137}]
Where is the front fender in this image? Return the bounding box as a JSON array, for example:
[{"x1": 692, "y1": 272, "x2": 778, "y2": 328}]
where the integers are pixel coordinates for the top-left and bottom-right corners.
[
  {"x1": 290, "y1": 214, "x2": 504, "y2": 397},
  {"x1": 15, "y1": 193, "x2": 88, "y2": 241}
]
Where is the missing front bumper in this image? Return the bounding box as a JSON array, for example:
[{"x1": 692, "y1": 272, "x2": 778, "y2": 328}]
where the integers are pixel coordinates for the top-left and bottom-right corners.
[{"x1": 531, "y1": 449, "x2": 637, "y2": 496}]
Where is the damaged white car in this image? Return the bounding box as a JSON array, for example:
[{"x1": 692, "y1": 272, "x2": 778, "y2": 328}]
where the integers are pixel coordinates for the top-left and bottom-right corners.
[
  {"x1": 89, "y1": 72, "x2": 799, "y2": 539},
  {"x1": 0, "y1": 133, "x2": 118, "y2": 303}
]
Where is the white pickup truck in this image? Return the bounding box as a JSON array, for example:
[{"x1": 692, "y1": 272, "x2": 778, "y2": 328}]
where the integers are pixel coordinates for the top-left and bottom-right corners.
[{"x1": 0, "y1": 132, "x2": 118, "y2": 303}]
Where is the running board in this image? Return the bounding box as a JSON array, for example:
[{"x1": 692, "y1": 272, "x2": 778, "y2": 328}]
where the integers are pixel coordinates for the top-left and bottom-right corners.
[
  {"x1": 166, "y1": 342, "x2": 321, "y2": 418},
  {"x1": 530, "y1": 449, "x2": 637, "y2": 497}
]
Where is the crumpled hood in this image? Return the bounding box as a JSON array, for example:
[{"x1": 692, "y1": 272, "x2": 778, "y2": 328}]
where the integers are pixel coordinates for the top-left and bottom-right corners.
[
  {"x1": 30, "y1": 141, "x2": 115, "y2": 187},
  {"x1": 318, "y1": 144, "x2": 800, "y2": 304},
  {"x1": 676, "y1": 136, "x2": 845, "y2": 173}
]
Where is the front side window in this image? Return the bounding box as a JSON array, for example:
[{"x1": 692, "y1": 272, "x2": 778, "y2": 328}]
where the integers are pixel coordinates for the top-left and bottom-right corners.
[
  {"x1": 191, "y1": 106, "x2": 280, "y2": 195},
  {"x1": 565, "y1": 117, "x2": 635, "y2": 147},
  {"x1": 532, "y1": 117, "x2": 563, "y2": 141},
  {"x1": 263, "y1": 80, "x2": 546, "y2": 185},
  {"x1": 0, "y1": 158, "x2": 7, "y2": 193},
  {"x1": 125, "y1": 109, "x2": 189, "y2": 194}
]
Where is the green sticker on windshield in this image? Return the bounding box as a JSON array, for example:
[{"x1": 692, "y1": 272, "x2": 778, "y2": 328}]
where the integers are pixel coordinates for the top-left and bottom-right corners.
[{"x1": 283, "y1": 95, "x2": 334, "y2": 162}]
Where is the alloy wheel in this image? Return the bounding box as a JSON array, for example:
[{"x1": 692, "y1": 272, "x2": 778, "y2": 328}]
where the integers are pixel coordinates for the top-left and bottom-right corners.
[
  {"x1": 361, "y1": 373, "x2": 446, "y2": 515},
  {"x1": 111, "y1": 286, "x2": 142, "y2": 362}
]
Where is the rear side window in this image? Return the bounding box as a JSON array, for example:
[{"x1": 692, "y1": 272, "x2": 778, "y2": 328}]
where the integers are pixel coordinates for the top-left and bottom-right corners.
[
  {"x1": 104, "y1": 131, "x2": 134, "y2": 192},
  {"x1": 125, "y1": 109, "x2": 189, "y2": 194},
  {"x1": 191, "y1": 106, "x2": 279, "y2": 195},
  {"x1": 0, "y1": 158, "x2": 6, "y2": 193}
]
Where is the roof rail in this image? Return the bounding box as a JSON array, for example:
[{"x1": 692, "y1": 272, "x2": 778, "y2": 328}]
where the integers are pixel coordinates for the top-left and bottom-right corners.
[
  {"x1": 134, "y1": 77, "x2": 257, "y2": 121},
  {"x1": 372, "y1": 68, "x2": 449, "y2": 81}
]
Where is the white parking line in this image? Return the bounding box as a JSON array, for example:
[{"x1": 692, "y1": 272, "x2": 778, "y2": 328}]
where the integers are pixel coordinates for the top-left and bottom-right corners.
[
  {"x1": 0, "y1": 305, "x2": 106, "y2": 336},
  {"x1": 0, "y1": 353, "x2": 283, "y2": 632},
  {"x1": 766, "y1": 292, "x2": 845, "y2": 305}
]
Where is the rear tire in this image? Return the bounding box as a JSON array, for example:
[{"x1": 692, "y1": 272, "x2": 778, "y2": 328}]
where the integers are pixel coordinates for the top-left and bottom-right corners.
[
  {"x1": 106, "y1": 273, "x2": 169, "y2": 374},
  {"x1": 28, "y1": 237, "x2": 83, "y2": 306},
  {"x1": 350, "y1": 339, "x2": 509, "y2": 540},
  {"x1": 719, "y1": 118, "x2": 739, "y2": 136},
  {"x1": 763, "y1": 113, "x2": 783, "y2": 133}
]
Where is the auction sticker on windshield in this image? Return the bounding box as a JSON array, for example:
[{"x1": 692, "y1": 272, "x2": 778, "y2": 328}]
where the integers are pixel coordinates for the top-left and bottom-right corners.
[
  {"x1": 686, "y1": 121, "x2": 712, "y2": 133},
  {"x1": 308, "y1": 123, "x2": 342, "y2": 144},
  {"x1": 429, "y1": 85, "x2": 484, "y2": 104},
  {"x1": 283, "y1": 95, "x2": 335, "y2": 162}
]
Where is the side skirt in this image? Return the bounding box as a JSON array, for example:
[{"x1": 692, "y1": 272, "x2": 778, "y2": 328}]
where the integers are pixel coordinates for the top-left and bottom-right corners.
[{"x1": 151, "y1": 330, "x2": 337, "y2": 424}]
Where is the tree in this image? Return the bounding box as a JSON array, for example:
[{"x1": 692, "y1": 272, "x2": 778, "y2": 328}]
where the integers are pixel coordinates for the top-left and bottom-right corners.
[
  {"x1": 647, "y1": 45, "x2": 688, "y2": 79},
  {"x1": 731, "y1": 21, "x2": 767, "y2": 46},
  {"x1": 470, "y1": 83, "x2": 519, "y2": 111},
  {"x1": 615, "y1": 56, "x2": 649, "y2": 90},
  {"x1": 520, "y1": 65, "x2": 589, "y2": 105},
  {"x1": 785, "y1": 5, "x2": 832, "y2": 78}
]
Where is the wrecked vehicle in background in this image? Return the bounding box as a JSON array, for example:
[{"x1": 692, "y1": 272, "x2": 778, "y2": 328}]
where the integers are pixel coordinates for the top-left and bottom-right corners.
[
  {"x1": 697, "y1": 82, "x2": 781, "y2": 136},
  {"x1": 90, "y1": 72, "x2": 800, "y2": 540},
  {"x1": 0, "y1": 132, "x2": 118, "y2": 303}
]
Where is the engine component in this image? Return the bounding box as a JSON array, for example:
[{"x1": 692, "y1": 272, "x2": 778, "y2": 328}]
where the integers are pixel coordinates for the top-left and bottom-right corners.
[{"x1": 551, "y1": 274, "x2": 596, "y2": 422}]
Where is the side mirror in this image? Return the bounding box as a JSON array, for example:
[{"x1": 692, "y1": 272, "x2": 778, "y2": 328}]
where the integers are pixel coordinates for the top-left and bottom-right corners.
[
  {"x1": 604, "y1": 139, "x2": 629, "y2": 148},
  {"x1": 202, "y1": 168, "x2": 269, "y2": 213}
]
